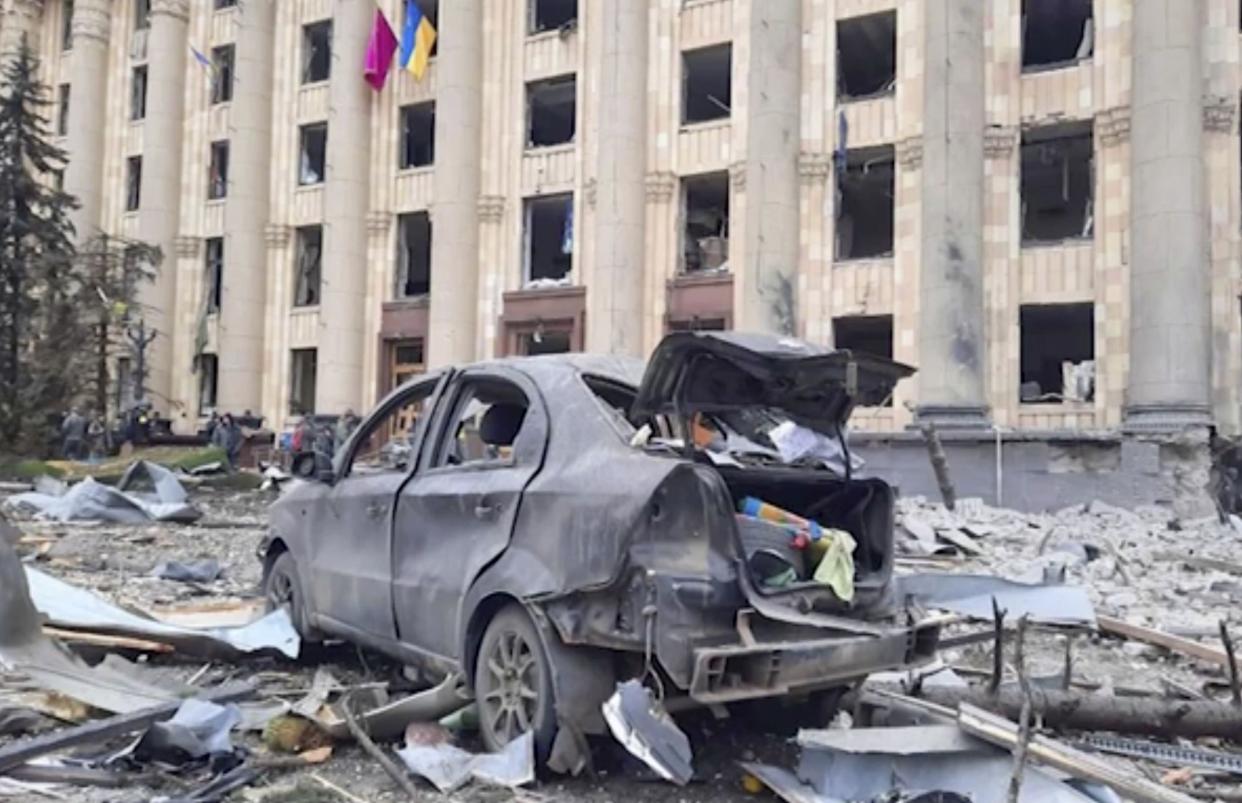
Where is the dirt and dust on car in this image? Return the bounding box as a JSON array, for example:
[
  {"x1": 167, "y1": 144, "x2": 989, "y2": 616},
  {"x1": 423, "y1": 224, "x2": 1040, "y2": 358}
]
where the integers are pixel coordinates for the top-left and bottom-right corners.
[{"x1": 5, "y1": 333, "x2": 1242, "y2": 802}]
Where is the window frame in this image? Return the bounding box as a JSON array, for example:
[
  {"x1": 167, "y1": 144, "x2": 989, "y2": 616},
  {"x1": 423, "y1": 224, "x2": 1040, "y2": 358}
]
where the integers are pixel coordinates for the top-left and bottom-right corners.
[
  {"x1": 205, "y1": 237, "x2": 224, "y2": 313},
  {"x1": 427, "y1": 376, "x2": 534, "y2": 473},
  {"x1": 211, "y1": 44, "x2": 235, "y2": 104},
  {"x1": 298, "y1": 122, "x2": 328, "y2": 186},
  {"x1": 125, "y1": 156, "x2": 142, "y2": 212},
  {"x1": 289, "y1": 348, "x2": 318, "y2": 416},
  {"x1": 337, "y1": 372, "x2": 446, "y2": 480},
  {"x1": 301, "y1": 20, "x2": 333, "y2": 85},
  {"x1": 130, "y1": 65, "x2": 148, "y2": 121},
  {"x1": 293, "y1": 225, "x2": 323, "y2": 307},
  {"x1": 208, "y1": 140, "x2": 230, "y2": 200}
]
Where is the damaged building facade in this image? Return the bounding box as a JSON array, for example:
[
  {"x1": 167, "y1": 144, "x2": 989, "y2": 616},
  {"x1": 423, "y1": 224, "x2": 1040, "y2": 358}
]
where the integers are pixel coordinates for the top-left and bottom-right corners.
[{"x1": 0, "y1": 0, "x2": 1237, "y2": 505}]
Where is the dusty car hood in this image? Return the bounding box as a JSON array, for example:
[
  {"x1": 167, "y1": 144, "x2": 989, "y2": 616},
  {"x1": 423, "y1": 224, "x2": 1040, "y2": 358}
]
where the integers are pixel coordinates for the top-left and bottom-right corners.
[{"x1": 630, "y1": 331, "x2": 914, "y2": 433}]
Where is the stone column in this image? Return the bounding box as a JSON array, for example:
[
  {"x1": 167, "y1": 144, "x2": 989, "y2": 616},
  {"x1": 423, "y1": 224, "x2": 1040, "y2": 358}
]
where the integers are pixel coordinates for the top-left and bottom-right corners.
[
  {"x1": 915, "y1": 0, "x2": 989, "y2": 428},
  {"x1": 64, "y1": 0, "x2": 110, "y2": 241},
  {"x1": 427, "y1": 0, "x2": 482, "y2": 368},
  {"x1": 137, "y1": 0, "x2": 189, "y2": 410},
  {"x1": 315, "y1": 0, "x2": 372, "y2": 414},
  {"x1": 0, "y1": 0, "x2": 41, "y2": 70},
  {"x1": 585, "y1": 0, "x2": 647, "y2": 356},
  {"x1": 738, "y1": 0, "x2": 801, "y2": 336},
  {"x1": 1124, "y1": 0, "x2": 1211, "y2": 431},
  {"x1": 217, "y1": 0, "x2": 275, "y2": 414}
]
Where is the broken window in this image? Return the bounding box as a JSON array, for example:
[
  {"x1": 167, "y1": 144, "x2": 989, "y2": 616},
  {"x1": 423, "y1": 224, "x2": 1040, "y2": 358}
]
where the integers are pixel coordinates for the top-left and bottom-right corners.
[
  {"x1": 289, "y1": 348, "x2": 318, "y2": 415},
  {"x1": 399, "y1": 102, "x2": 435, "y2": 169},
  {"x1": 125, "y1": 156, "x2": 142, "y2": 211},
  {"x1": 836, "y1": 145, "x2": 895, "y2": 260},
  {"x1": 294, "y1": 225, "x2": 322, "y2": 307},
  {"x1": 208, "y1": 140, "x2": 229, "y2": 200},
  {"x1": 302, "y1": 21, "x2": 332, "y2": 84},
  {"x1": 396, "y1": 211, "x2": 432, "y2": 298},
  {"x1": 837, "y1": 11, "x2": 896, "y2": 101},
  {"x1": 683, "y1": 44, "x2": 731, "y2": 124},
  {"x1": 344, "y1": 380, "x2": 436, "y2": 475},
  {"x1": 214, "y1": 0, "x2": 237, "y2": 8},
  {"x1": 436, "y1": 379, "x2": 530, "y2": 467},
  {"x1": 57, "y1": 84, "x2": 70, "y2": 137},
  {"x1": 1022, "y1": 0, "x2": 1092, "y2": 71},
  {"x1": 198, "y1": 354, "x2": 218, "y2": 413},
  {"x1": 833, "y1": 315, "x2": 894, "y2": 406},
  {"x1": 520, "y1": 330, "x2": 571, "y2": 355},
  {"x1": 527, "y1": 75, "x2": 576, "y2": 148},
  {"x1": 1019, "y1": 303, "x2": 1095, "y2": 404},
  {"x1": 205, "y1": 237, "x2": 223, "y2": 313},
  {"x1": 1020, "y1": 123, "x2": 1093, "y2": 244},
  {"x1": 298, "y1": 123, "x2": 327, "y2": 186},
  {"x1": 62, "y1": 0, "x2": 74, "y2": 50},
  {"x1": 529, "y1": 0, "x2": 577, "y2": 34},
  {"x1": 130, "y1": 66, "x2": 147, "y2": 121},
  {"x1": 211, "y1": 45, "x2": 234, "y2": 104},
  {"x1": 524, "y1": 194, "x2": 573, "y2": 284},
  {"x1": 135, "y1": 0, "x2": 150, "y2": 31},
  {"x1": 681, "y1": 172, "x2": 730, "y2": 274}
]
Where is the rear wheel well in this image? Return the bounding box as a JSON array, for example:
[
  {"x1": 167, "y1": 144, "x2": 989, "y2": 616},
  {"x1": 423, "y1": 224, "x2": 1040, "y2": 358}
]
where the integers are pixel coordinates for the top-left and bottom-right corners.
[
  {"x1": 262, "y1": 538, "x2": 289, "y2": 580},
  {"x1": 464, "y1": 593, "x2": 523, "y2": 686}
]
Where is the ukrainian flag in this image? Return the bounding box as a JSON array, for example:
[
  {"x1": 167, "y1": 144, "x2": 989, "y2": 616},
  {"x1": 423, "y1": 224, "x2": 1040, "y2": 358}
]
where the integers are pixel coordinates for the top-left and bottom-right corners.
[{"x1": 400, "y1": 0, "x2": 437, "y2": 81}]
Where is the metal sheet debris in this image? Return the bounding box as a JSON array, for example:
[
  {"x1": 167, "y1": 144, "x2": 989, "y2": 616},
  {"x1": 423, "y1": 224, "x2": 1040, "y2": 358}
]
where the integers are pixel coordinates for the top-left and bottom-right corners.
[
  {"x1": 151, "y1": 559, "x2": 222, "y2": 583},
  {"x1": 896, "y1": 572, "x2": 1096, "y2": 627},
  {"x1": 135, "y1": 699, "x2": 241, "y2": 762},
  {"x1": 601, "y1": 680, "x2": 694, "y2": 786},
  {"x1": 23, "y1": 566, "x2": 299, "y2": 659},
  {"x1": 8, "y1": 462, "x2": 201, "y2": 524},
  {"x1": 394, "y1": 730, "x2": 534, "y2": 793}
]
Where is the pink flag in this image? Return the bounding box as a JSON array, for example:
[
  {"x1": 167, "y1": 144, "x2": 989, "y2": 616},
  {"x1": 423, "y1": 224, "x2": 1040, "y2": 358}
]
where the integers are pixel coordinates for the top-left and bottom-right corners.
[{"x1": 364, "y1": 9, "x2": 399, "y2": 91}]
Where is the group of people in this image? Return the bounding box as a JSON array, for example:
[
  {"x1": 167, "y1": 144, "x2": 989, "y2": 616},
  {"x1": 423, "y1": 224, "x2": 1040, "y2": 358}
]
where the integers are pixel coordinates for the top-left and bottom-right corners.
[
  {"x1": 206, "y1": 412, "x2": 251, "y2": 470},
  {"x1": 289, "y1": 409, "x2": 362, "y2": 461},
  {"x1": 59, "y1": 408, "x2": 108, "y2": 461}
]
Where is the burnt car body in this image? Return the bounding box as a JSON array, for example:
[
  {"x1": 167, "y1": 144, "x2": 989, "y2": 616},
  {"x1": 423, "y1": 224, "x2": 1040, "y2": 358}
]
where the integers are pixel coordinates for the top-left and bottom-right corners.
[{"x1": 261, "y1": 332, "x2": 940, "y2": 757}]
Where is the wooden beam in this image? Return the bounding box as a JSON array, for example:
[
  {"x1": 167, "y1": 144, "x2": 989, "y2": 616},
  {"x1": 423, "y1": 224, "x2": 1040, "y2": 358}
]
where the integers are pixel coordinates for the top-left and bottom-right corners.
[{"x1": 1097, "y1": 616, "x2": 1230, "y2": 667}]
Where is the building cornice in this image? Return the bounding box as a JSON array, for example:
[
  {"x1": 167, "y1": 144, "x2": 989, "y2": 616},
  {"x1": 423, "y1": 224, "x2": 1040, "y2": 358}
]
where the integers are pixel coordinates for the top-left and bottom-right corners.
[
  {"x1": 1204, "y1": 95, "x2": 1237, "y2": 134},
  {"x1": 798, "y1": 152, "x2": 831, "y2": 184},
  {"x1": 71, "y1": 0, "x2": 111, "y2": 46},
  {"x1": 644, "y1": 172, "x2": 675, "y2": 202},
  {"x1": 896, "y1": 135, "x2": 922, "y2": 170},
  {"x1": 151, "y1": 0, "x2": 190, "y2": 23},
  {"x1": 1096, "y1": 106, "x2": 1130, "y2": 147}
]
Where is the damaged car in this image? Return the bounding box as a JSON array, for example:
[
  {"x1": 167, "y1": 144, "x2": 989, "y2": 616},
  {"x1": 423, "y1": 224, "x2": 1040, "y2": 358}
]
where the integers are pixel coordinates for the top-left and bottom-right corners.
[{"x1": 260, "y1": 332, "x2": 940, "y2": 762}]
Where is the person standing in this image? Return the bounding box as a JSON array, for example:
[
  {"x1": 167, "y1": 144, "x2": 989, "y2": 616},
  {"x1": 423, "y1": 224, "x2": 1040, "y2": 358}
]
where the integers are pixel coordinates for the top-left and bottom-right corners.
[
  {"x1": 61, "y1": 408, "x2": 86, "y2": 461},
  {"x1": 335, "y1": 408, "x2": 361, "y2": 446}
]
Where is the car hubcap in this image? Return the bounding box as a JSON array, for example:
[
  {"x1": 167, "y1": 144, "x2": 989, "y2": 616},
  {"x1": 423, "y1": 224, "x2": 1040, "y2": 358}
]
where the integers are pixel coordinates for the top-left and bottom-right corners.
[
  {"x1": 480, "y1": 630, "x2": 539, "y2": 744},
  {"x1": 267, "y1": 571, "x2": 293, "y2": 611}
]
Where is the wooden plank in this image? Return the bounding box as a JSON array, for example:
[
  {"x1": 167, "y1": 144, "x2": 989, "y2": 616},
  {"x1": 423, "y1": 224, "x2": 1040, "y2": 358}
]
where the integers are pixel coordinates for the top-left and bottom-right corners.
[
  {"x1": 1097, "y1": 616, "x2": 1230, "y2": 667},
  {"x1": 42, "y1": 627, "x2": 173, "y2": 654},
  {"x1": 958, "y1": 703, "x2": 1200, "y2": 803},
  {"x1": 0, "y1": 682, "x2": 254, "y2": 773}
]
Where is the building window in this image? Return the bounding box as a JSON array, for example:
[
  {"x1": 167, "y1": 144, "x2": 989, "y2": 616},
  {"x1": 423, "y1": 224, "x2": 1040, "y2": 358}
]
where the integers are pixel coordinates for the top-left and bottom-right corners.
[
  {"x1": 289, "y1": 349, "x2": 318, "y2": 415},
  {"x1": 205, "y1": 237, "x2": 224, "y2": 314},
  {"x1": 208, "y1": 140, "x2": 229, "y2": 200},
  {"x1": 520, "y1": 330, "x2": 572, "y2": 355},
  {"x1": 837, "y1": 11, "x2": 896, "y2": 101},
  {"x1": 198, "y1": 354, "x2": 218, "y2": 413},
  {"x1": 130, "y1": 66, "x2": 147, "y2": 121},
  {"x1": 213, "y1": 0, "x2": 238, "y2": 8},
  {"x1": 1020, "y1": 122, "x2": 1093, "y2": 244},
  {"x1": 294, "y1": 225, "x2": 323, "y2": 307},
  {"x1": 56, "y1": 84, "x2": 70, "y2": 137},
  {"x1": 125, "y1": 156, "x2": 142, "y2": 211},
  {"x1": 1022, "y1": 0, "x2": 1092, "y2": 71},
  {"x1": 298, "y1": 123, "x2": 327, "y2": 185},
  {"x1": 396, "y1": 212, "x2": 432, "y2": 298},
  {"x1": 524, "y1": 194, "x2": 573, "y2": 284},
  {"x1": 836, "y1": 145, "x2": 895, "y2": 261},
  {"x1": 404, "y1": 0, "x2": 439, "y2": 58},
  {"x1": 833, "y1": 314, "x2": 894, "y2": 405},
  {"x1": 526, "y1": 75, "x2": 576, "y2": 148},
  {"x1": 528, "y1": 0, "x2": 577, "y2": 35},
  {"x1": 682, "y1": 44, "x2": 731, "y2": 125},
  {"x1": 681, "y1": 172, "x2": 729, "y2": 274},
  {"x1": 302, "y1": 21, "x2": 332, "y2": 84},
  {"x1": 211, "y1": 45, "x2": 234, "y2": 104},
  {"x1": 62, "y1": 0, "x2": 74, "y2": 50},
  {"x1": 1019, "y1": 303, "x2": 1095, "y2": 404},
  {"x1": 399, "y1": 102, "x2": 435, "y2": 169},
  {"x1": 668, "y1": 318, "x2": 727, "y2": 333},
  {"x1": 134, "y1": 0, "x2": 150, "y2": 31}
]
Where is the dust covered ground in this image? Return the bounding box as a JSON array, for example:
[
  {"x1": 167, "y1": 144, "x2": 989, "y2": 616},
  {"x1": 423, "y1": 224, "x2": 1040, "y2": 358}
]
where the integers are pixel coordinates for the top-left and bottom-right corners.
[{"x1": 4, "y1": 484, "x2": 1242, "y2": 801}]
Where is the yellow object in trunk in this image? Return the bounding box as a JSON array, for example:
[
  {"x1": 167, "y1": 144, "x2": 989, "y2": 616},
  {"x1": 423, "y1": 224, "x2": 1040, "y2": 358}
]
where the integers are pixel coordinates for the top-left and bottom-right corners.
[{"x1": 812, "y1": 528, "x2": 857, "y2": 602}]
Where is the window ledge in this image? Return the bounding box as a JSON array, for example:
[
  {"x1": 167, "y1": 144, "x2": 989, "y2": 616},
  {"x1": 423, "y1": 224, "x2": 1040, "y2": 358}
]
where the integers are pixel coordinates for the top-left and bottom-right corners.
[
  {"x1": 671, "y1": 269, "x2": 732, "y2": 287},
  {"x1": 1018, "y1": 400, "x2": 1094, "y2": 410},
  {"x1": 1021, "y1": 57, "x2": 1092, "y2": 76},
  {"x1": 291, "y1": 304, "x2": 321, "y2": 313},
  {"x1": 397, "y1": 165, "x2": 435, "y2": 176},
  {"x1": 206, "y1": 197, "x2": 226, "y2": 206},
  {"x1": 209, "y1": 100, "x2": 232, "y2": 109},
  {"x1": 299, "y1": 79, "x2": 330, "y2": 90},
  {"x1": 295, "y1": 183, "x2": 324, "y2": 192},
  {"x1": 524, "y1": 142, "x2": 576, "y2": 155},
  {"x1": 526, "y1": 27, "x2": 576, "y2": 42},
  {"x1": 386, "y1": 295, "x2": 430, "y2": 309},
  {"x1": 834, "y1": 254, "x2": 894, "y2": 266},
  {"x1": 1020, "y1": 237, "x2": 1092, "y2": 250},
  {"x1": 838, "y1": 89, "x2": 896, "y2": 105},
  {"x1": 679, "y1": 118, "x2": 731, "y2": 133}
]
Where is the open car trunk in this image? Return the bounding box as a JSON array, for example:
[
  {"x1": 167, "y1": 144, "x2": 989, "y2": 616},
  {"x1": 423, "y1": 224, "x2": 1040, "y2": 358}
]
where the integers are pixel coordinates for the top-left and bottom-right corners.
[{"x1": 711, "y1": 463, "x2": 895, "y2": 616}]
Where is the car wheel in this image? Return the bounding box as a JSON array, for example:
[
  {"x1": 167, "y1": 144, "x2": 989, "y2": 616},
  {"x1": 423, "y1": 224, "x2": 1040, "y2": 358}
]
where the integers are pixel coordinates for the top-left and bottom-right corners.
[
  {"x1": 264, "y1": 552, "x2": 314, "y2": 641},
  {"x1": 475, "y1": 606, "x2": 557, "y2": 757}
]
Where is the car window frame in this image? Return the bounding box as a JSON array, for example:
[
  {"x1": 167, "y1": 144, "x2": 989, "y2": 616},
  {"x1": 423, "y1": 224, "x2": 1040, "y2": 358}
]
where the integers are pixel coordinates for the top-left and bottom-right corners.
[
  {"x1": 335, "y1": 371, "x2": 447, "y2": 480},
  {"x1": 421, "y1": 368, "x2": 542, "y2": 476}
]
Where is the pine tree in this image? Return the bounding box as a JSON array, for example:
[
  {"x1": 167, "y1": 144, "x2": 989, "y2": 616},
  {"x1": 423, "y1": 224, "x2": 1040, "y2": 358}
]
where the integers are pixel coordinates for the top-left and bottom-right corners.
[{"x1": 0, "y1": 40, "x2": 81, "y2": 454}]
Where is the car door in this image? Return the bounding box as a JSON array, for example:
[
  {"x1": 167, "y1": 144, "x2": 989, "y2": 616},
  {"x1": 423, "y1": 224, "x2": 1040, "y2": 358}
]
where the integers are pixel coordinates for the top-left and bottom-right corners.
[
  {"x1": 391, "y1": 366, "x2": 548, "y2": 660},
  {"x1": 307, "y1": 372, "x2": 447, "y2": 641}
]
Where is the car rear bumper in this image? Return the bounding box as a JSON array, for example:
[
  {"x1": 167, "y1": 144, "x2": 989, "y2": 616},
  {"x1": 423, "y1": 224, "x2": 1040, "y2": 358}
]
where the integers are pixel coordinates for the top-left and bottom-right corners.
[{"x1": 686, "y1": 613, "x2": 941, "y2": 704}]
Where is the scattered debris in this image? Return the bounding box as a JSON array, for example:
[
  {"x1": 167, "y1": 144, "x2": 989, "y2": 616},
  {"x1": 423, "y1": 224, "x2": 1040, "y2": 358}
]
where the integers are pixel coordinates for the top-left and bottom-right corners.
[
  {"x1": 395, "y1": 730, "x2": 534, "y2": 794},
  {"x1": 601, "y1": 680, "x2": 694, "y2": 786},
  {"x1": 152, "y1": 559, "x2": 223, "y2": 583},
  {"x1": 8, "y1": 461, "x2": 201, "y2": 523},
  {"x1": 898, "y1": 572, "x2": 1095, "y2": 627}
]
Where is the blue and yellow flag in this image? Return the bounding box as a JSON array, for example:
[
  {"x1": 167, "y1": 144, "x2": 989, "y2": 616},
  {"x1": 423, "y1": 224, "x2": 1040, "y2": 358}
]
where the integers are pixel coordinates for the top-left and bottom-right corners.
[{"x1": 399, "y1": 0, "x2": 437, "y2": 81}]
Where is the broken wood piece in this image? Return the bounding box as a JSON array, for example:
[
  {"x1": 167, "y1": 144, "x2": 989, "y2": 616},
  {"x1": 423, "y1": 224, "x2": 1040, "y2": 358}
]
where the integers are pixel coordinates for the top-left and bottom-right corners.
[
  {"x1": 0, "y1": 681, "x2": 255, "y2": 773},
  {"x1": 866, "y1": 682, "x2": 1242, "y2": 739},
  {"x1": 42, "y1": 627, "x2": 173, "y2": 654},
  {"x1": 5, "y1": 763, "x2": 127, "y2": 787},
  {"x1": 1098, "y1": 616, "x2": 1231, "y2": 667},
  {"x1": 957, "y1": 703, "x2": 1199, "y2": 803},
  {"x1": 1220, "y1": 621, "x2": 1241, "y2": 708},
  {"x1": 341, "y1": 692, "x2": 421, "y2": 801},
  {"x1": 936, "y1": 528, "x2": 983, "y2": 555}
]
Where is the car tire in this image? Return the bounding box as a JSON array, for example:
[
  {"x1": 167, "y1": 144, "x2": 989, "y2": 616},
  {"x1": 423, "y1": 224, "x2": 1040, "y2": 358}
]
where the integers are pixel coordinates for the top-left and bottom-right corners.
[
  {"x1": 474, "y1": 605, "x2": 557, "y2": 759},
  {"x1": 263, "y1": 552, "x2": 316, "y2": 642}
]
